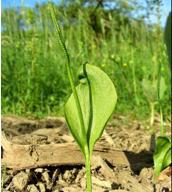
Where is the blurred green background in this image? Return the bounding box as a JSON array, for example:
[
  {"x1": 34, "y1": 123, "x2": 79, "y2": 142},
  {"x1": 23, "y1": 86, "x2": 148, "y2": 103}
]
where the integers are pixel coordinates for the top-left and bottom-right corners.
[{"x1": 1, "y1": 0, "x2": 171, "y2": 121}]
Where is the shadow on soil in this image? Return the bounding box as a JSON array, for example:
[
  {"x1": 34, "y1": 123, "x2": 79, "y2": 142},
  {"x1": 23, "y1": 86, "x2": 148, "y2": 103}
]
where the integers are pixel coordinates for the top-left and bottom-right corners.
[{"x1": 124, "y1": 150, "x2": 153, "y2": 174}]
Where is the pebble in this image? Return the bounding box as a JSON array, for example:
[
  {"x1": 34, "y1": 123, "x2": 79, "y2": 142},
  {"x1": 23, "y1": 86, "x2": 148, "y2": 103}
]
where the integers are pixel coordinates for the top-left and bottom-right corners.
[
  {"x1": 34, "y1": 168, "x2": 44, "y2": 173},
  {"x1": 27, "y1": 184, "x2": 38, "y2": 192},
  {"x1": 52, "y1": 189, "x2": 60, "y2": 192},
  {"x1": 42, "y1": 171, "x2": 51, "y2": 189},
  {"x1": 37, "y1": 182, "x2": 46, "y2": 192},
  {"x1": 12, "y1": 171, "x2": 30, "y2": 191}
]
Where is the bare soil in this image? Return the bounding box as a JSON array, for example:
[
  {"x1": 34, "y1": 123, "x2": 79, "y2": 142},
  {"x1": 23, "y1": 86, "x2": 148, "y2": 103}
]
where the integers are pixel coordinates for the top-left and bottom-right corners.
[{"x1": 1, "y1": 115, "x2": 171, "y2": 192}]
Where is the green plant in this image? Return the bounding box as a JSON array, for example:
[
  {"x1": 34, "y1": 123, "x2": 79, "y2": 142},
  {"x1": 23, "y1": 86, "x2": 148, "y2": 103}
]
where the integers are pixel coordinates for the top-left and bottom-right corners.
[
  {"x1": 49, "y1": 4, "x2": 117, "y2": 192},
  {"x1": 142, "y1": 76, "x2": 158, "y2": 126},
  {"x1": 153, "y1": 11, "x2": 172, "y2": 181},
  {"x1": 141, "y1": 73, "x2": 166, "y2": 127},
  {"x1": 153, "y1": 136, "x2": 171, "y2": 180}
]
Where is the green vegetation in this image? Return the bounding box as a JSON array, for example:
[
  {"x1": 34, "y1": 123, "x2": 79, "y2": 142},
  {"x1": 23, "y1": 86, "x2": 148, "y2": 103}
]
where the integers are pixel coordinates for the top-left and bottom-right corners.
[
  {"x1": 1, "y1": 0, "x2": 171, "y2": 188},
  {"x1": 153, "y1": 11, "x2": 172, "y2": 181},
  {"x1": 153, "y1": 136, "x2": 171, "y2": 180},
  {"x1": 1, "y1": 1, "x2": 171, "y2": 121}
]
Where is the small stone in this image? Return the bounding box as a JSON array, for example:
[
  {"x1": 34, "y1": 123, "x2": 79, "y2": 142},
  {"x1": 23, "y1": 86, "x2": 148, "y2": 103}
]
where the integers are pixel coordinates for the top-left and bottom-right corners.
[
  {"x1": 158, "y1": 166, "x2": 171, "y2": 181},
  {"x1": 139, "y1": 168, "x2": 153, "y2": 180},
  {"x1": 63, "y1": 170, "x2": 70, "y2": 180},
  {"x1": 42, "y1": 171, "x2": 52, "y2": 189},
  {"x1": 12, "y1": 171, "x2": 30, "y2": 191},
  {"x1": 37, "y1": 182, "x2": 46, "y2": 192},
  {"x1": 139, "y1": 167, "x2": 153, "y2": 186},
  {"x1": 63, "y1": 170, "x2": 77, "y2": 184},
  {"x1": 61, "y1": 186, "x2": 83, "y2": 192},
  {"x1": 34, "y1": 168, "x2": 44, "y2": 173},
  {"x1": 27, "y1": 184, "x2": 38, "y2": 192},
  {"x1": 25, "y1": 169, "x2": 31, "y2": 174},
  {"x1": 52, "y1": 189, "x2": 60, "y2": 192}
]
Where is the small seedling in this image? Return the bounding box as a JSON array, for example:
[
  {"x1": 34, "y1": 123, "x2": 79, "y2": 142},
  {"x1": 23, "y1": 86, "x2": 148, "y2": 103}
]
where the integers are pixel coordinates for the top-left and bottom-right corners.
[
  {"x1": 142, "y1": 77, "x2": 158, "y2": 126},
  {"x1": 153, "y1": 136, "x2": 171, "y2": 180},
  {"x1": 50, "y1": 4, "x2": 117, "y2": 192},
  {"x1": 142, "y1": 76, "x2": 166, "y2": 126}
]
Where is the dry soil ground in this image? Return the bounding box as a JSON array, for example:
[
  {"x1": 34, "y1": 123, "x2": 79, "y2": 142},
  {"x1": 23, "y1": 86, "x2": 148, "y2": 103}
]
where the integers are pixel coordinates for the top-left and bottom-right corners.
[{"x1": 1, "y1": 115, "x2": 171, "y2": 192}]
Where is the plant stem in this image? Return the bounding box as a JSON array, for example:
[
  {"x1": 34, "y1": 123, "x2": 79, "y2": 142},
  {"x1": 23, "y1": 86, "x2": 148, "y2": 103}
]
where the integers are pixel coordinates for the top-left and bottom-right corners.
[
  {"x1": 83, "y1": 64, "x2": 93, "y2": 143},
  {"x1": 156, "y1": 52, "x2": 164, "y2": 135},
  {"x1": 49, "y1": 4, "x2": 87, "y2": 143},
  {"x1": 150, "y1": 102, "x2": 155, "y2": 126},
  {"x1": 131, "y1": 49, "x2": 139, "y2": 106},
  {"x1": 50, "y1": 5, "x2": 92, "y2": 191},
  {"x1": 160, "y1": 106, "x2": 164, "y2": 135},
  {"x1": 85, "y1": 147, "x2": 92, "y2": 192}
]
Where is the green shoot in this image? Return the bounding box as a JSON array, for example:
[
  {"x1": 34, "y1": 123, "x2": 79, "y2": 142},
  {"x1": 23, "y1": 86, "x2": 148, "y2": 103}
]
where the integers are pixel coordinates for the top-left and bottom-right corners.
[
  {"x1": 141, "y1": 78, "x2": 157, "y2": 126},
  {"x1": 153, "y1": 136, "x2": 171, "y2": 181}
]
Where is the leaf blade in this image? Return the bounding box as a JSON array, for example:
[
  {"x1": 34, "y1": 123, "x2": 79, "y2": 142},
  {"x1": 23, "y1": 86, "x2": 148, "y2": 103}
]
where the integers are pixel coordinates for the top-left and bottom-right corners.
[
  {"x1": 153, "y1": 136, "x2": 172, "y2": 180},
  {"x1": 64, "y1": 64, "x2": 117, "y2": 155},
  {"x1": 85, "y1": 65, "x2": 117, "y2": 153}
]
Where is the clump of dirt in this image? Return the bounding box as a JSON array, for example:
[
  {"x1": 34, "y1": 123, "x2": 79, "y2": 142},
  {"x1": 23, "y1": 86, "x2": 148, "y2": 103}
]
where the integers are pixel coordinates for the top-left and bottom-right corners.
[{"x1": 1, "y1": 115, "x2": 171, "y2": 192}]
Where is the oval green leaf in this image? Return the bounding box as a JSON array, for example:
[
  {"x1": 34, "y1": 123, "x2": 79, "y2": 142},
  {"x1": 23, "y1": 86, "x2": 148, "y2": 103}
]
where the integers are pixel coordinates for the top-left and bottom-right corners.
[
  {"x1": 64, "y1": 64, "x2": 117, "y2": 154},
  {"x1": 162, "y1": 147, "x2": 171, "y2": 170},
  {"x1": 153, "y1": 136, "x2": 171, "y2": 180}
]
